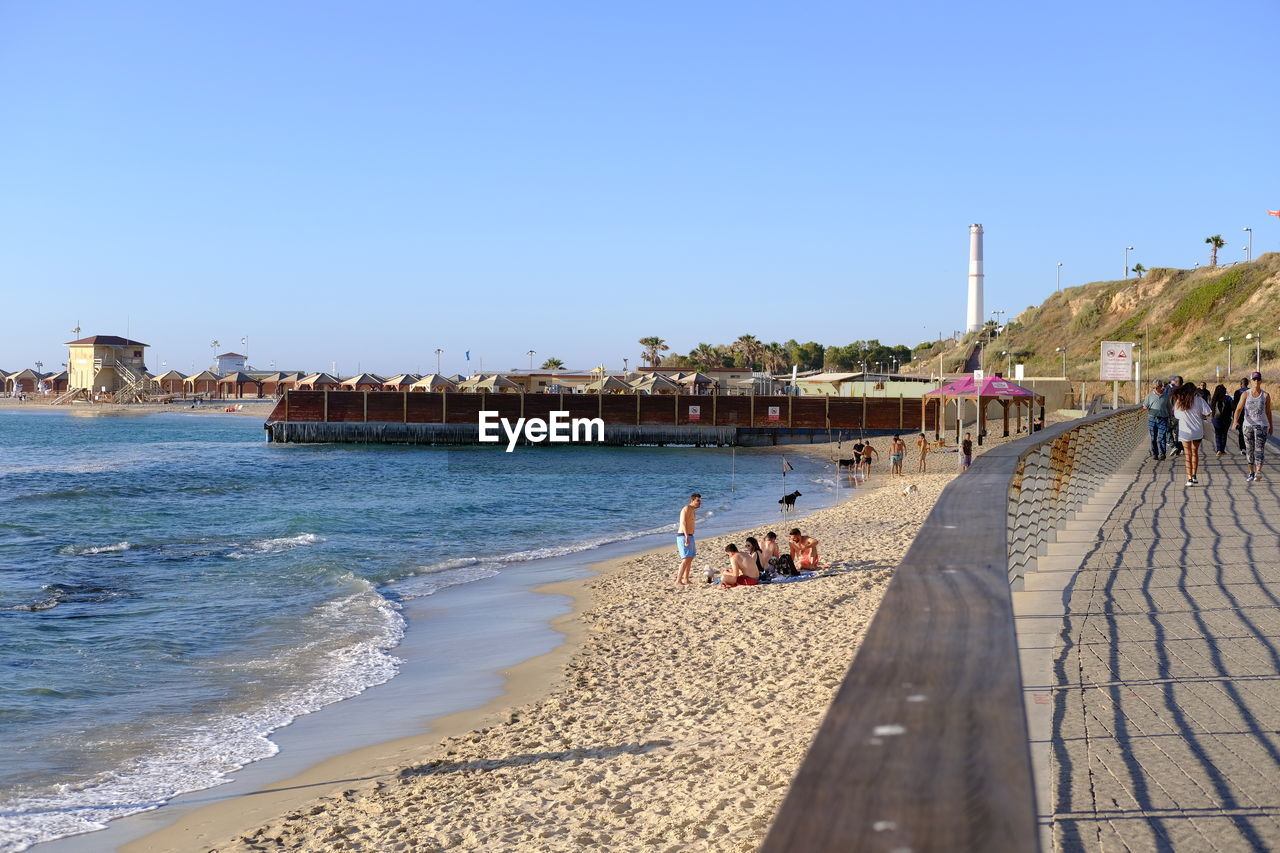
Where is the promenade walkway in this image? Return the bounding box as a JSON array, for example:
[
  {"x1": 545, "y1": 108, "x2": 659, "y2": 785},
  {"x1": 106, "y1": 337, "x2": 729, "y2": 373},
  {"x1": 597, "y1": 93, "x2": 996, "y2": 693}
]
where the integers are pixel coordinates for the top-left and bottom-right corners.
[{"x1": 1047, "y1": 445, "x2": 1280, "y2": 850}]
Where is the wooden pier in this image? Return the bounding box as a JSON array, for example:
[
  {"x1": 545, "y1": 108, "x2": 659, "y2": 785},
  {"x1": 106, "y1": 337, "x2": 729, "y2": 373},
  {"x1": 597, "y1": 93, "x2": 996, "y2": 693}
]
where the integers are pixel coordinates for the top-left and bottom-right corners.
[{"x1": 263, "y1": 390, "x2": 942, "y2": 446}]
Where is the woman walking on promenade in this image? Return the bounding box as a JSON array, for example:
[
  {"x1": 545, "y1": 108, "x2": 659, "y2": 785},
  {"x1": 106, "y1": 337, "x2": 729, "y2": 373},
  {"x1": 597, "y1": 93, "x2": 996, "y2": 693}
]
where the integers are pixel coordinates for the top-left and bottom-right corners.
[
  {"x1": 1210, "y1": 384, "x2": 1235, "y2": 456},
  {"x1": 1172, "y1": 382, "x2": 1211, "y2": 486},
  {"x1": 1233, "y1": 372, "x2": 1273, "y2": 482}
]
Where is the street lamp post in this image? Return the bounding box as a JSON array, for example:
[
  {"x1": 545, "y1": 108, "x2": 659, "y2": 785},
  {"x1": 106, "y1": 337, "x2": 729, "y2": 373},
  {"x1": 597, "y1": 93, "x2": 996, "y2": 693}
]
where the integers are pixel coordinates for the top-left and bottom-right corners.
[
  {"x1": 1243, "y1": 227, "x2": 1253, "y2": 262},
  {"x1": 434, "y1": 349, "x2": 443, "y2": 374},
  {"x1": 1245, "y1": 333, "x2": 1261, "y2": 371},
  {"x1": 1125, "y1": 246, "x2": 1134, "y2": 278},
  {"x1": 1056, "y1": 261, "x2": 1063, "y2": 292},
  {"x1": 527, "y1": 350, "x2": 536, "y2": 371},
  {"x1": 1055, "y1": 347, "x2": 1067, "y2": 379},
  {"x1": 1219, "y1": 336, "x2": 1233, "y2": 376}
]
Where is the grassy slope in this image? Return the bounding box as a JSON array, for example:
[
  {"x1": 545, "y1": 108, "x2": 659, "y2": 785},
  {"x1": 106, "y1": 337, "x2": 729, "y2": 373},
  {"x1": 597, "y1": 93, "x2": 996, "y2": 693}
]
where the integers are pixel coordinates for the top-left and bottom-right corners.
[{"x1": 909, "y1": 252, "x2": 1280, "y2": 386}]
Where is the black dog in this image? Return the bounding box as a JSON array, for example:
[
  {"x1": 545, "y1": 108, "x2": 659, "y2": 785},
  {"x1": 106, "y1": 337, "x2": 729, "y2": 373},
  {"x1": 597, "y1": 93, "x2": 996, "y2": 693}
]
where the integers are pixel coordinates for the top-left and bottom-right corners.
[
  {"x1": 837, "y1": 457, "x2": 859, "y2": 468},
  {"x1": 778, "y1": 490, "x2": 802, "y2": 510}
]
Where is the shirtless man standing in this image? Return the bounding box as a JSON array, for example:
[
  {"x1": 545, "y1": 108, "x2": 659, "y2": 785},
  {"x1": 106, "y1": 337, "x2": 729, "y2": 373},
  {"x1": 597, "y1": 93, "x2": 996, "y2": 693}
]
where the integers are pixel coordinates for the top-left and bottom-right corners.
[
  {"x1": 890, "y1": 434, "x2": 907, "y2": 477},
  {"x1": 788, "y1": 527, "x2": 820, "y2": 570},
  {"x1": 674, "y1": 493, "x2": 701, "y2": 585}
]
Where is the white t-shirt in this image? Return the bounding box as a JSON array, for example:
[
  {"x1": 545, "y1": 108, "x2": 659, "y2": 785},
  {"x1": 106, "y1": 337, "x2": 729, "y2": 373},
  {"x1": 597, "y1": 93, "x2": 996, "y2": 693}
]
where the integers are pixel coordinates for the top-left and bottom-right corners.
[{"x1": 1173, "y1": 396, "x2": 1212, "y2": 441}]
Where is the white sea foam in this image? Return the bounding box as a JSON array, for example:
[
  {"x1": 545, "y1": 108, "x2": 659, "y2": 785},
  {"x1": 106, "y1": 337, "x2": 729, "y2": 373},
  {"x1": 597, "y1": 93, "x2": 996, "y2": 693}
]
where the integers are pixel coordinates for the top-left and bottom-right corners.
[
  {"x1": 0, "y1": 579, "x2": 405, "y2": 852},
  {"x1": 227, "y1": 533, "x2": 323, "y2": 559},
  {"x1": 58, "y1": 541, "x2": 132, "y2": 556}
]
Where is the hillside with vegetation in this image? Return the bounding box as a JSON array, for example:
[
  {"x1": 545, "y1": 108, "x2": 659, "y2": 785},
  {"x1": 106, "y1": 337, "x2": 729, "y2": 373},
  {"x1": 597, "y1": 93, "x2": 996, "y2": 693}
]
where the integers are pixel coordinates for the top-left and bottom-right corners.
[{"x1": 908, "y1": 252, "x2": 1280, "y2": 386}]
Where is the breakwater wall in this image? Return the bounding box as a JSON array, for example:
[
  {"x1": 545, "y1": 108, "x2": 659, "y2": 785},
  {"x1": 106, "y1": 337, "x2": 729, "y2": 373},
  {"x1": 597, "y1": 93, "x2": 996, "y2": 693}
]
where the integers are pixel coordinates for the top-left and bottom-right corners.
[{"x1": 263, "y1": 391, "x2": 940, "y2": 446}]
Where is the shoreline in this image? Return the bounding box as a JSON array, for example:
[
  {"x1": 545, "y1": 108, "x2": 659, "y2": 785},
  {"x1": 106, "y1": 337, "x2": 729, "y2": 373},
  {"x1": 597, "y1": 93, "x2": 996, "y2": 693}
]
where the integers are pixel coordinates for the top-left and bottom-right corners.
[
  {"x1": 118, "y1": 573, "x2": 600, "y2": 853},
  {"x1": 28, "y1": 445, "x2": 846, "y2": 852},
  {"x1": 128, "y1": 434, "x2": 963, "y2": 852},
  {"x1": 25, "y1": 426, "x2": 1029, "y2": 851}
]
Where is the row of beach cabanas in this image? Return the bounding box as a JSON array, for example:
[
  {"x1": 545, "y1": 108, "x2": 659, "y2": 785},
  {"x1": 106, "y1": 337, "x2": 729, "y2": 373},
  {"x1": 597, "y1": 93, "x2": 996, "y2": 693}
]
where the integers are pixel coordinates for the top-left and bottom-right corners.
[{"x1": 4, "y1": 366, "x2": 730, "y2": 399}]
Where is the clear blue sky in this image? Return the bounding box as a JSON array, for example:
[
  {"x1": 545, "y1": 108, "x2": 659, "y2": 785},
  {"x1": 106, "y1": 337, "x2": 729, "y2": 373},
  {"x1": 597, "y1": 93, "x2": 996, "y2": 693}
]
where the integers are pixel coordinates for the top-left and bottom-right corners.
[{"x1": 2, "y1": 0, "x2": 1276, "y2": 376}]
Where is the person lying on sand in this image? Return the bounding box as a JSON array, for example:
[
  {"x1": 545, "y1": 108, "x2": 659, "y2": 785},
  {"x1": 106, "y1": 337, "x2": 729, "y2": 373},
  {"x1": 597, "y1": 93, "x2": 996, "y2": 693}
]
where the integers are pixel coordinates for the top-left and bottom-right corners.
[
  {"x1": 788, "y1": 528, "x2": 820, "y2": 570},
  {"x1": 721, "y1": 544, "x2": 759, "y2": 588}
]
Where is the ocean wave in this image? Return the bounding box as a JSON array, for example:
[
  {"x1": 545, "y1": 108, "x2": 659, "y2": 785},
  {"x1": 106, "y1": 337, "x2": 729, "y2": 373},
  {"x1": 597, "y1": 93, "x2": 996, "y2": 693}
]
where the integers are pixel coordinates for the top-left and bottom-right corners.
[
  {"x1": 57, "y1": 541, "x2": 132, "y2": 556},
  {"x1": 0, "y1": 579, "x2": 405, "y2": 851},
  {"x1": 227, "y1": 533, "x2": 323, "y2": 559},
  {"x1": 388, "y1": 521, "x2": 679, "y2": 601}
]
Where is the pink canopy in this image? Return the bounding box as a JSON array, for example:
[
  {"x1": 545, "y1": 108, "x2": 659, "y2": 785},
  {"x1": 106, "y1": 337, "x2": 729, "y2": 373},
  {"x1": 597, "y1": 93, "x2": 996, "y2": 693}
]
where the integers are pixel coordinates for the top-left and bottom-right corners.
[
  {"x1": 923, "y1": 375, "x2": 1045, "y2": 441},
  {"x1": 927, "y1": 376, "x2": 1038, "y2": 398}
]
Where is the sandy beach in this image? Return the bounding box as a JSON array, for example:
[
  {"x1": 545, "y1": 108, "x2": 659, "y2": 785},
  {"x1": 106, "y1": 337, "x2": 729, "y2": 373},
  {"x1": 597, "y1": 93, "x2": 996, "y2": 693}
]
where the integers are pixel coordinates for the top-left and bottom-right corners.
[{"x1": 105, "y1": 430, "x2": 999, "y2": 853}]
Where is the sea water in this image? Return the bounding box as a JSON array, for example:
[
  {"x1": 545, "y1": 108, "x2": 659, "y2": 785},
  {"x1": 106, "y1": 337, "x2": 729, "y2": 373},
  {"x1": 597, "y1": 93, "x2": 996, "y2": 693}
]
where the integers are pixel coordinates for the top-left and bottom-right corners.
[{"x1": 0, "y1": 409, "x2": 836, "y2": 850}]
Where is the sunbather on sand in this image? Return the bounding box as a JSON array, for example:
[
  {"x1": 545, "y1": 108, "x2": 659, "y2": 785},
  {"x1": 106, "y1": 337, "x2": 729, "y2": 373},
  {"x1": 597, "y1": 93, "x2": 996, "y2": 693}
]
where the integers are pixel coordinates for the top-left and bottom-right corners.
[
  {"x1": 788, "y1": 528, "x2": 820, "y2": 570},
  {"x1": 721, "y1": 544, "x2": 759, "y2": 588}
]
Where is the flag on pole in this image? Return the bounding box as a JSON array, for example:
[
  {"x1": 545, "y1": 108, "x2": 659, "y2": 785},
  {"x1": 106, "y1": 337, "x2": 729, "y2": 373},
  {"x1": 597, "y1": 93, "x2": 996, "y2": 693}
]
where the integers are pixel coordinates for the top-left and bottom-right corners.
[
  {"x1": 1268, "y1": 209, "x2": 1280, "y2": 218},
  {"x1": 782, "y1": 458, "x2": 793, "y2": 475},
  {"x1": 465, "y1": 351, "x2": 471, "y2": 361}
]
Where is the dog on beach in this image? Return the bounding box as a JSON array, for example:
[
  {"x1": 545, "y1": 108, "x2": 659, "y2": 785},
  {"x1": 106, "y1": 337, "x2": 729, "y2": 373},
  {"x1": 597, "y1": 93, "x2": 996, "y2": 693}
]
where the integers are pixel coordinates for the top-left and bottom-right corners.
[
  {"x1": 778, "y1": 490, "x2": 802, "y2": 510},
  {"x1": 901, "y1": 484, "x2": 919, "y2": 496},
  {"x1": 837, "y1": 457, "x2": 859, "y2": 468}
]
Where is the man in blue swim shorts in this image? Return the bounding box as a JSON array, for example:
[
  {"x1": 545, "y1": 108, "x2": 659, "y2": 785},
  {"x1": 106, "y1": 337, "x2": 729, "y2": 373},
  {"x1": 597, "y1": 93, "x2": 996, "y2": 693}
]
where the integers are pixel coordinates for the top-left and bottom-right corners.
[{"x1": 675, "y1": 492, "x2": 701, "y2": 585}]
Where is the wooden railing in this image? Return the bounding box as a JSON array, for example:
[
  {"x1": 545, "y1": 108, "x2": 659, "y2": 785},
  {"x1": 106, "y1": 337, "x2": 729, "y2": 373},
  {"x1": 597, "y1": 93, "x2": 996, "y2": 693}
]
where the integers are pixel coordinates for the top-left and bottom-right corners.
[{"x1": 760, "y1": 407, "x2": 1143, "y2": 853}]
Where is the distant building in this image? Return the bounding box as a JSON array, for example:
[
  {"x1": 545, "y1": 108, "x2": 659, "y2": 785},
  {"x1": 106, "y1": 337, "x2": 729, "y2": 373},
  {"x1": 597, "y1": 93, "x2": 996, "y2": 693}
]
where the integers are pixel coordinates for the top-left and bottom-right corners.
[
  {"x1": 65, "y1": 335, "x2": 149, "y2": 393},
  {"x1": 214, "y1": 352, "x2": 248, "y2": 373}
]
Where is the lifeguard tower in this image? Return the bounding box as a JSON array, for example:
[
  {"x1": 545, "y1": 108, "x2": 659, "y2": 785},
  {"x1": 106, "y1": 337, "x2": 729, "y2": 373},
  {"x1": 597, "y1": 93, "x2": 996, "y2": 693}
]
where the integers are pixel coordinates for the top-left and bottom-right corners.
[{"x1": 58, "y1": 335, "x2": 161, "y2": 403}]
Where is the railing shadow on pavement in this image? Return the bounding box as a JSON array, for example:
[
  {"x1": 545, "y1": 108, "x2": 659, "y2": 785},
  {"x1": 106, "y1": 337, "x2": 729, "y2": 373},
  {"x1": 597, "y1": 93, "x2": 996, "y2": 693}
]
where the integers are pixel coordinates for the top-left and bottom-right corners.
[
  {"x1": 759, "y1": 406, "x2": 1144, "y2": 853},
  {"x1": 1051, "y1": 434, "x2": 1280, "y2": 850}
]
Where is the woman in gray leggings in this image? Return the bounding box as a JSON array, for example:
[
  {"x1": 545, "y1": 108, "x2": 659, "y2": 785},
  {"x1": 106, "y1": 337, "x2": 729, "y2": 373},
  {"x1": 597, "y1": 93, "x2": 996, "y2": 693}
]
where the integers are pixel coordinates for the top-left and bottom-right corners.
[{"x1": 1233, "y1": 371, "x2": 1274, "y2": 482}]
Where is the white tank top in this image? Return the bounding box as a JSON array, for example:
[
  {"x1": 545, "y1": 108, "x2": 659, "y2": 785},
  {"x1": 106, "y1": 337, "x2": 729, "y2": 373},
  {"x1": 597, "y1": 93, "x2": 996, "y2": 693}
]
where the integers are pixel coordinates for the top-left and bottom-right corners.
[{"x1": 1244, "y1": 390, "x2": 1269, "y2": 427}]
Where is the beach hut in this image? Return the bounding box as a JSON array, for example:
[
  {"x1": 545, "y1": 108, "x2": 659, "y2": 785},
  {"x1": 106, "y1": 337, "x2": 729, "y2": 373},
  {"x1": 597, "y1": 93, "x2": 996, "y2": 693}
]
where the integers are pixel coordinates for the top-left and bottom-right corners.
[
  {"x1": 254, "y1": 372, "x2": 284, "y2": 396},
  {"x1": 185, "y1": 370, "x2": 222, "y2": 397},
  {"x1": 153, "y1": 369, "x2": 186, "y2": 395},
  {"x1": 341, "y1": 373, "x2": 384, "y2": 391},
  {"x1": 631, "y1": 373, "x2": 681, "y2": 395},
  {"x1": 275, "y1": 372, "x2": 303, "y2": 393},
  {"x1": 40, "y1": 371, "x2": 69, "y2": 394},
  {"x1": 585, "y1": 375, "x2": 631, "y2": 394},
  {"x1": 923, "y1": 375, "x2": 1045, "y2": 443},
  {"x1": 381, "y1": 373, "x2": 420, "y2": 391},
  {"x1": 409, "y1": 374, "x2": 457, "y2": 392},
  {"x1": 217, "y1": 371, "x2": 263, "y2": 399},
  {"x1": 296, "y1": 372, "x2": 342, "y2": 391},
  {"x1": 471, "y1": 375, "x2": 522, "y2": 394},
  {"x1": 7, "y1": 368, "x2": 41, "y2": 394},
  {"x1": 676, "y1": 371, "x2": 717, "y2": 395}
]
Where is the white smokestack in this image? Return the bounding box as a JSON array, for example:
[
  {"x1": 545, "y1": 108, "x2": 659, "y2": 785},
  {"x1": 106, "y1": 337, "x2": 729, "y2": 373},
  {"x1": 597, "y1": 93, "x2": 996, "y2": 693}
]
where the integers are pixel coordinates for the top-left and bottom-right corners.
[{"x1": 966, "y1": 223, "x2": 984, "y2": 333}]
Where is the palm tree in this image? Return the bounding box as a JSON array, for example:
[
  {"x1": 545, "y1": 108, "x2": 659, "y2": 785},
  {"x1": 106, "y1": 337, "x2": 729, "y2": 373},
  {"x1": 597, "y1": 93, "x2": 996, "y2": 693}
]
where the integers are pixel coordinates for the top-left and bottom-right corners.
[
  {"x1": 689, "y1": 343, "x2": 720, "y2": 371},
  {"x1": 539, "y1": 357, "x2": 564, "y2": 370},
  {"x1": 762, "y1": 342, "x2": 788, "y2": 374},
  {"x1": 1132, "y1": 263, "x2": 1147, "y2": 279},
  {"x1": 638, "y1": 337, "x2": 669, "y2": 368},
  {"x1": 1205, "y1": 234, "x2": 1226, "y2": 267},
  {"x1": 734, "y1": 334, "x2": 763, "y2": 371}
]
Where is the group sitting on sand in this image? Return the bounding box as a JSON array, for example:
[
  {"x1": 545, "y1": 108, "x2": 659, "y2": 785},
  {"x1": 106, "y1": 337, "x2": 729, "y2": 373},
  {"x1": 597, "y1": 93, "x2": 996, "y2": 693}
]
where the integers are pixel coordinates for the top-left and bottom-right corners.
[
  {"x1": 719, "y1": 528, "x2": 820, "y2": 587},
  {"x1": 673, "y1": 492, "x2": 826, "y2": 589}
]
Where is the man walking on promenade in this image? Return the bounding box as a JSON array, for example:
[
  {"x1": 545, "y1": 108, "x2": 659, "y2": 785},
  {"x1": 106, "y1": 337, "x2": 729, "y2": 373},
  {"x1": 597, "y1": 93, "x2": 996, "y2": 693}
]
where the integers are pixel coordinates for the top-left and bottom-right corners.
[
  {"x1": 674, "y1": 493, "x2": 701, "y2": 585},
  {"x1": 1142, "y1": 379, "x2": 1170, "y2": 460}
]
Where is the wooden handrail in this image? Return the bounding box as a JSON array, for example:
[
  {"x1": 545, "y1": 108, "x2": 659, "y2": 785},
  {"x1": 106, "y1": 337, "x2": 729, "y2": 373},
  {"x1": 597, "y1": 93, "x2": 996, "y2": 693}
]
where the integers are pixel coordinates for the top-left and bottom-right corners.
[{"x1": 760, "y1": 407, "x2": 1142, "y2": 853}]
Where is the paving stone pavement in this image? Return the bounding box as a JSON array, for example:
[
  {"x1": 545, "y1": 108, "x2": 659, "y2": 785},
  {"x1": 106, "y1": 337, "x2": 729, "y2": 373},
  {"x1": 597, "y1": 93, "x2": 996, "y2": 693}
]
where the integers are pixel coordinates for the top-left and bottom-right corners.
[{"x1": 1052, "y1": 447, "x2": 1280, "y2": 852}]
